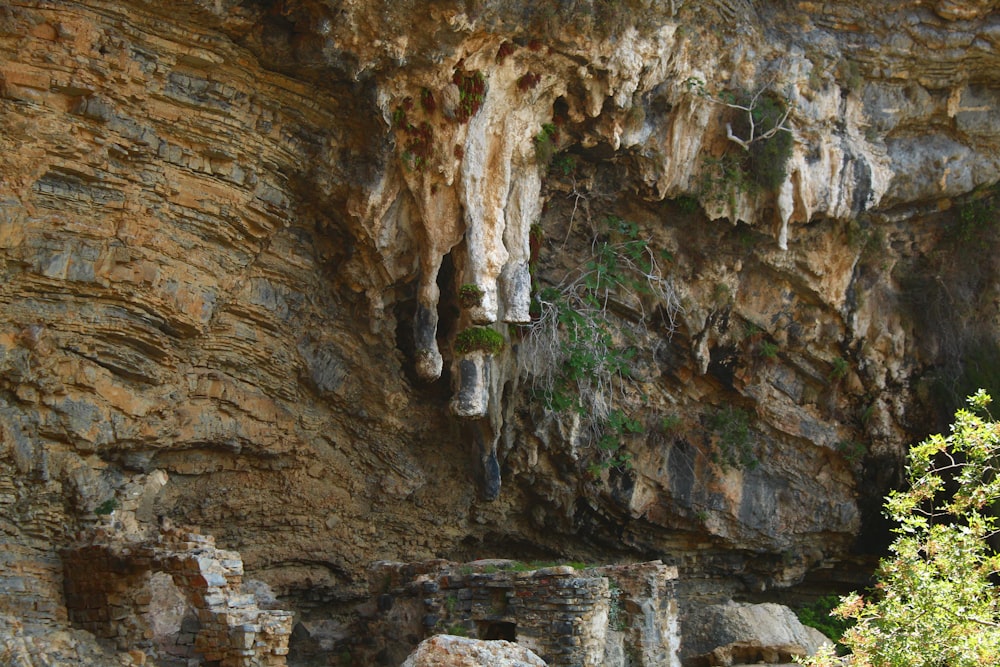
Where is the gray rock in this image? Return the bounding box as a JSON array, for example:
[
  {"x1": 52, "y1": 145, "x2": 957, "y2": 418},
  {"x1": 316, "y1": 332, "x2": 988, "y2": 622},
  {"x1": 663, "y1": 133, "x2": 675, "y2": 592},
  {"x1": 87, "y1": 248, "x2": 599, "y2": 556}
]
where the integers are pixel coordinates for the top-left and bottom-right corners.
[
  {"x1": 682, "y1": 601, "x2": 833, "y2": 666},
  {"x1": 400, "y1": 634, "x2": 548, "y2": 667}
]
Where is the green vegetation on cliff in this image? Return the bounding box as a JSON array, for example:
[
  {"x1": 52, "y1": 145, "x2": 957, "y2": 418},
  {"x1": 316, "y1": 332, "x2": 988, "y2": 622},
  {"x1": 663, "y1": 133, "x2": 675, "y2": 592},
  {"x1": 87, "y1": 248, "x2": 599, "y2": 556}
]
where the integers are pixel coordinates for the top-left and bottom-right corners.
[
  {"x1": 804, "y1": 391, "x2": 1000, "y2": 667},
  {"x1": 520, "y1": 216, "x2": 681, "y2": 472}
]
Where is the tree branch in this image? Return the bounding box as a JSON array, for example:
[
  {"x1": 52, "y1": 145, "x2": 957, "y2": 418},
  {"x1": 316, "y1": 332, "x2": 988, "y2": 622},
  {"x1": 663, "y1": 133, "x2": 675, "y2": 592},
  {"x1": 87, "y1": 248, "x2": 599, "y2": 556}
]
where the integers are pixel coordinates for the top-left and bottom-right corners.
[{"x1": 686, "y1": 76, "x2": 794, "y2": 151}]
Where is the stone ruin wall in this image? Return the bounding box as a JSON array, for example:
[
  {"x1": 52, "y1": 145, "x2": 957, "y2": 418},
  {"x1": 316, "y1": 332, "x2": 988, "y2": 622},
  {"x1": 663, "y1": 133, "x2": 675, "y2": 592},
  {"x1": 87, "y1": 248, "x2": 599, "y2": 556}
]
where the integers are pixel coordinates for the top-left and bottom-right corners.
[
  {"x1": 60, "y1": 526, "x2": 293, "y2": 667},
  {"x1": 14, "y1": 524, "x2": 682, "y2": 667},
  {"x1": 361, "y1": 559, "x2": 680, "y2": 667}
]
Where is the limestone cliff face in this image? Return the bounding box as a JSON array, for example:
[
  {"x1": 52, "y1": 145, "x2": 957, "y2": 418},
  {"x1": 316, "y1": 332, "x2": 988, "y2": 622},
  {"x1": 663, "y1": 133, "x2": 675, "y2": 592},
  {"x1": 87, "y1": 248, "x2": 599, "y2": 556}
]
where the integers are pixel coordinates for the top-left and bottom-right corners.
[{"x1": 1, "y1": 0, "x2": 998, "y2": 660}]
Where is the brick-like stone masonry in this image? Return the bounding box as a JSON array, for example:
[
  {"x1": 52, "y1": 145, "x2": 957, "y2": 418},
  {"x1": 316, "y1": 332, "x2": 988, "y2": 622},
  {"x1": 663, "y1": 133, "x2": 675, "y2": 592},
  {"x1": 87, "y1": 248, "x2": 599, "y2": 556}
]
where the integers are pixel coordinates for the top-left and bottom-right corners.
[
  {"x1": 366, "y1": 559, "x2": 680, "y2": 667},
  {"x1": 61, "y1": 526, "x2": 293, "y2": 666}
]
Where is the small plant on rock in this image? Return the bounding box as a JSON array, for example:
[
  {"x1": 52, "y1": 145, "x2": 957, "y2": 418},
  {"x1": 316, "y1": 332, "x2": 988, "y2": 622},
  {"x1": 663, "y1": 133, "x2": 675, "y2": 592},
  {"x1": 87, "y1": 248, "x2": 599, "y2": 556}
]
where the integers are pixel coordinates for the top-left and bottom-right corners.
[
  {"x1": 401, "y1": 121, "x2": 434, "y2": 172},
  {"x1": 95, "y1": 498, "x2": 118, "y2": 515},
  {"x1": 454, "y1": 69, "x2": 486, "y2": 123},
  {"x1": 660, "y1": 414, "x2": 682, "y2": 432},
  {"x1": 759, "y1": 340, "x2": 779, "y2": 360},
  {"x1": 829, "y1": 356, "x2": 849, "y2": 382},
  {"x1": 589, "y1": 409, "x2": 641, "y2": 474},
  {"x1": 707, "y1": 405, "x2": 757, "y2": 469},
  {"x1": 551, "y1": 153, "x2": 576, "y2": 177},
  {"x1": 699, "y1": 153, "x2": 751, "y2": 215},
  {"x1": 517, "y1": 72, "x2": 542, "y2": 92},
  {"x1": 712, "y1": 281, "x2": 733, "y2": 307},
  {"x1": 419, "y1": 87, "x2": 436, "y2": 114},
  {"x1": 534, "y1": 122, "x2": 559, "y2": 169},
  {"x1": 953, "y1": 187, "x2": 998, "y2": 249},
  {"x1": 836, "y1": 439, "x2": 867, "y2": 465},
  {"x1": 391, "y1": 106, "x2": 408, "y2": 130},
  {"x1": 458, "y1": 284, "x2": 484, "y2": 309},
  {"x1": 607, "y1": 581, "x2": 628, "y2": 631},
  {"x1": 448, "y1": 623, "x2": 469, "y2": 637},
  {"x1": 495, "y1": 41, "x2": 515, "y2": 64},
  {"x1": 455, "y1": 327, "x2": 504, "y2": 355},
  {"x1": 676, "y1": 195, "x2": 700, "y2": 214}
]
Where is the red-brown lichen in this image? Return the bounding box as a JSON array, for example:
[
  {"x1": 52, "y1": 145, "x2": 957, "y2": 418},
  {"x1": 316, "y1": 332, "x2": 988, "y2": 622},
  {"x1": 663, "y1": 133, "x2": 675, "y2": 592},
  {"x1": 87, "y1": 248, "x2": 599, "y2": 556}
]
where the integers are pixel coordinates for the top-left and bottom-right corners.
[
  {"x1": 517, "y1": 72, "x2": 541, "y2": 91},
  {"x1": 495, "y1": 41, "x2": 515, "y2": 64}
]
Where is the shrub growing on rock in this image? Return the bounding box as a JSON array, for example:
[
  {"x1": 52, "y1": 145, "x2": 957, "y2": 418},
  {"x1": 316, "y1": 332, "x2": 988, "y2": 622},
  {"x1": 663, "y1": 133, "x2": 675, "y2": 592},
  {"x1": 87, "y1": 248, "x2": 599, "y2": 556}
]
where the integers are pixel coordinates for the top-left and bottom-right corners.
[
  {"x1": 802, "y1": 390, "x2": 1000, "y2": 666},
  {"x1": 519, "y1": 217, "x2": 682, "y2": 474},
  {"x1": 742, "y1": 92, "x2": 795, "y2": 190}
]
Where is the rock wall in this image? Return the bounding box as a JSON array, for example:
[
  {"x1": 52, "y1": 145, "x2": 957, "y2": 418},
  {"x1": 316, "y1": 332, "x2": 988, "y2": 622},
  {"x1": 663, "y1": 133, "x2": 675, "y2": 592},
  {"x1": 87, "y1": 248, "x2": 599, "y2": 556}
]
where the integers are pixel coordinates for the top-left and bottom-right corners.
[{"x1": 1, "y1": 0, "x2": 998, "y2": 663}]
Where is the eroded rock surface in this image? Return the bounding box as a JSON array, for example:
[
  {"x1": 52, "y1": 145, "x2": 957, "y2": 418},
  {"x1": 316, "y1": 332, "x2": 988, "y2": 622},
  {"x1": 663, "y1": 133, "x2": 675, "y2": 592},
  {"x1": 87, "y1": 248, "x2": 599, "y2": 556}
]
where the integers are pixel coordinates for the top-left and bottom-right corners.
[
  {"x1": 682, "y1": 601, "x2": 832, "y2": 666},
  {"x1": 401, "y1": 635, "x2": 548, "y2": 667},
  {"x1": 0, "y1": 0, "x2": 998, "y2": 664}
]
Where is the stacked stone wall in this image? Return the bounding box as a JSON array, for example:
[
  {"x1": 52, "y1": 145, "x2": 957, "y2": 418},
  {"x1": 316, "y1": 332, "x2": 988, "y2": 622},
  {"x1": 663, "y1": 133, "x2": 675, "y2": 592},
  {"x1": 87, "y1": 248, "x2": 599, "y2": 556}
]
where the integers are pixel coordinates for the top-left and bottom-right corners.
[
  {"x1": 61, "y1": 527, "x2": 294, "y2": 667},
  {"x1": 596, "y1": 562, "x2": 681, "y2": 667},
  {"x1": 366, "y1": 559, "x2": 680, "y2": 667},
  {"x1": 62, "y1": 544, "x2": 157, "y2": 652}
]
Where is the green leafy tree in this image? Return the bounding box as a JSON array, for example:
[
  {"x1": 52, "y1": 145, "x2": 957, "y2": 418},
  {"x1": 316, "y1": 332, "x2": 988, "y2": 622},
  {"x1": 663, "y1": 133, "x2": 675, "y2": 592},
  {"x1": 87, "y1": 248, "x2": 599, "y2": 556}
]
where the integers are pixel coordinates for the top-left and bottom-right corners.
[{"x1": 803, "y1": 390, "x2": 1000, "y2": 666}]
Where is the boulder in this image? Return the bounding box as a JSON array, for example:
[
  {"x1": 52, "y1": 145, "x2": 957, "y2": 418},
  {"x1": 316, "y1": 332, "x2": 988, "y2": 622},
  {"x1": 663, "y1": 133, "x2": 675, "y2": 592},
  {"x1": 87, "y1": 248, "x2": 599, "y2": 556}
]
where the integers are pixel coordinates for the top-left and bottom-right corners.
[
  {"x1": 400, "y1": 635, "x2": 548, "y2": 667},
  {"x1": 682, "y1": 601, "x2": 832, "y2": 666}
]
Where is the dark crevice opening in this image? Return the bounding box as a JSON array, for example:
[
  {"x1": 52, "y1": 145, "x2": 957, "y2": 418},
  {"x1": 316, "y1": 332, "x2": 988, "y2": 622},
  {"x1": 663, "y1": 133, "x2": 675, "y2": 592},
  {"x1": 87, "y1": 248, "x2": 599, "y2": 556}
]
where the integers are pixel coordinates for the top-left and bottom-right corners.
[{"x1": 477, "y1": 620, "x2": 517, "y2": 641}]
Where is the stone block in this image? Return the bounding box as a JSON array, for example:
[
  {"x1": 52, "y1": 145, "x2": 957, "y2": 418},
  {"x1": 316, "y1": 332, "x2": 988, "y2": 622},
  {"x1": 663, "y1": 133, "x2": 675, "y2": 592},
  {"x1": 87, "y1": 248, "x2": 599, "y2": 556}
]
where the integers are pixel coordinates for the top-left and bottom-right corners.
[
  {"x1": 219, "y1": 556, "x2": 244, "y2": 571},
  {"x1": 201, "y1": 591, "x2": 227, "y2": 607},
  {"x1": 32, "y1": 598, "x2": 59, "y2": 617},
  {"x1": 230, "y1": 626, "x2": 256, "y2": 650},
  {"x1": 553, "y1": 620, "x2": 575, "y2": 634},
  {"x1": 4, "y1": 577, "x2": 26, "y2": 592},
  {"x1": 202, "y1": 572, "x2": 229, "y2": 588},
  {"x1": 227, "y1": 594, "x2": 255, "y2": 608}
]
